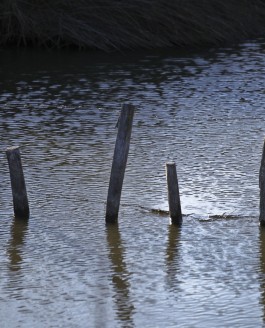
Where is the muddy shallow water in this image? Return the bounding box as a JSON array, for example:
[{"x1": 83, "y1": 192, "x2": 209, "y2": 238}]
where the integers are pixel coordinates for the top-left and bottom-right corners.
[{"x1": 1, "y1": 40, "x2": 265, "y2": 327}]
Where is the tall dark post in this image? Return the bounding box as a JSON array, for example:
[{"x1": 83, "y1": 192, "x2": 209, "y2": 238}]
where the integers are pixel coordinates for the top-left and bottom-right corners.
[
  {"x1": 260, "y1": 139, "x2": 265, "y2": 226},
  {"x1": 106, "y1": 104, "x2": 135, "y2": 223},
  {"x1": 166, "y1": 162, "x2": 182, "y2": 225},
  {"x1": 6, "y1": 146, "x2": 30, "y2": 219}
]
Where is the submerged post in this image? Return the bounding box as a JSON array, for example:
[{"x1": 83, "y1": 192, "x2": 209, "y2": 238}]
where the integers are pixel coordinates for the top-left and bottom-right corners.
[
  {"x1": 6, "y1": 146, "x2": 30, "y2": 219},
  {"x1": 166, "y1": 162, "x2": 182, "y2": 225},
  {"x1": 260, "y1": 139, "x2": 265, "y2": 226},
  {"x1": 106, "y1": 104, "x2": 135, "y2": 223}
]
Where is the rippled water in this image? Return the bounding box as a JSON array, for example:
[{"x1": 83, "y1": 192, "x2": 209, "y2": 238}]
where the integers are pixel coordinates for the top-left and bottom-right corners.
[{"x1": 1, "y1": 40, "x2": 265, "y2": 327}]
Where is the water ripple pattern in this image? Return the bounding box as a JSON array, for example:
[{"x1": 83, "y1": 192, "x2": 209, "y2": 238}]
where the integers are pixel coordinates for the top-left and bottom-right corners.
[{"x1": 1, "y1": 40, "x2": 265, "y2": 327}]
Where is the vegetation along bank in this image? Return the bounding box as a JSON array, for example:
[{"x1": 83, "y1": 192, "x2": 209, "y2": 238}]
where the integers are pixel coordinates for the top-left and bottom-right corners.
[{"x1": 1, "y1": 0, "x2": 265, "y2": 51}]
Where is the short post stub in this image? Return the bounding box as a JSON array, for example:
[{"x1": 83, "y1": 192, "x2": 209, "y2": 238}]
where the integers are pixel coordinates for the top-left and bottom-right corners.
[
  {"x1": 105, "y1": 104, "x2": 135, "y2": 223},
  {"x1": 260, "y1": 139, "x2": 265, "y2": 226},
  {"x1": 6, "y1": 146, "x2": 30, "y2": 219},
  {"x1": 166, "y1": 162, "x2": 182, "y2": 225}
]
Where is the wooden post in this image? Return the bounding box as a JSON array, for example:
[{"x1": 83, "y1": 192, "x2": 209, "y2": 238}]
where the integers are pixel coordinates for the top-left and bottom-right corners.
[
  {"x1": 6, "y1": 146, "x2": 30, "y2": 219},
  {"x1": 260, "y1": 139, "x2": 265, "y2": 226},
  {"x1": 166, "y1": 162, "x2": 182, "y2": 225},
  {"x1": 106, "y1": 104, "x2": 135, "y2": 223}
]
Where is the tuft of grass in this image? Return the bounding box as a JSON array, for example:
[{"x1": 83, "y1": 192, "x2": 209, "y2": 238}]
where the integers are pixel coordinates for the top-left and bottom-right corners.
[{"x1": 1, "y1": 0, "x2": 265, "y2": 50}]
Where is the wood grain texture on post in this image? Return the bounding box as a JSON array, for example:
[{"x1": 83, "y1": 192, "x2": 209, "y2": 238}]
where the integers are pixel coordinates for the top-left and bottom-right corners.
[
  {"x1": 166, "y1": 162, "x2": 182, "y2": 225},
  {"x1": 260, "y1": 139, "x2": 265, "y2": 225},
  {"x1": 6, "y1": 146, "x2": 30, "y2": 219},
  {"x1": 106, "y1": 104, "x2": 135, "y2": 223}
]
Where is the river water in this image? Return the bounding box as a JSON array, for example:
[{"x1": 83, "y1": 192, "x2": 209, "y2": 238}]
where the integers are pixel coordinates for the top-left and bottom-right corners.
[{"x1": 1, "y1": 40, "x2": 265, "y2": 327}]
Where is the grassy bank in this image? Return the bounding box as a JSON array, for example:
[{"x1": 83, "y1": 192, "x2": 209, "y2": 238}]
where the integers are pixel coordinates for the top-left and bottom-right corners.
[{"x1": 1, "y1": 0, "x2": 265, "y2": 51}]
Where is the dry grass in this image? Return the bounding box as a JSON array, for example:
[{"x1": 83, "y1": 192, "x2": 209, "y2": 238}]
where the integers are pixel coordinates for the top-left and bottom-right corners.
[{"x1": 1, "y1": 0, "x2": 265, "y2": 50}]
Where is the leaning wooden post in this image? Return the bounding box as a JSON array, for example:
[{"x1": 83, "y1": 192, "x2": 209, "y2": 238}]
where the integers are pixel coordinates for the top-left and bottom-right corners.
[
  {"x1": 105, "y1": 104, "x2": 135, "y2": 223},
  {"x1": 6, "y1": 146, "x2": 30, "y2": 219},
  {"x1": 260, "y1": 139, "x2": 265, "y2": 226},
  {"x1": 166, "y1": 162, "x2": 182, "y2": 225}
]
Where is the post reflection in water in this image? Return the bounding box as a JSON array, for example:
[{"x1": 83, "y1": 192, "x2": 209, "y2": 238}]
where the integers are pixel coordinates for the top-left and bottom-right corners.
[
  {"x1": 106, "y1": 224, "x2": 134, "y2": 328},
  {"x1": 8, "y1": 218, "x2": 28, "y2": 272},
  {"x1": 259, "y1": 227, "x2": 265, "y2": 324},
  {"x1": 166, "y1": 224, "x2": 181, "y2": 290}
]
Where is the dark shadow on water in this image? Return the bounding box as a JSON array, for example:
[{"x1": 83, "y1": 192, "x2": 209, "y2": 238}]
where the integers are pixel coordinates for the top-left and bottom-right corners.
[
  {"x1": 166, "y1": 224, "x2": 181, "y2": 291},
  {"x1": 259, "y1": 226, "x2": 265, "y2": 324},
  {"x1": 8, "y1": 218, "x2": 28, "y2": 272},
  {"x1": 106, "y1": 223, "x2": 134, "y2": 328}
]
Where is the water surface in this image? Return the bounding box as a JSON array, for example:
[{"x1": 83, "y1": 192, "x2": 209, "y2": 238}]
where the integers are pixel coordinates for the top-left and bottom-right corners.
[{"x1": 1, "y1": 40, "x2": 265, "y2": 327}]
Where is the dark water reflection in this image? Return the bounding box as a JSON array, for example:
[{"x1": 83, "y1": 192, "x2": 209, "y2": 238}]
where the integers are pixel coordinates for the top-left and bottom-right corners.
[
  {"x1": 259, "y1": 227, "x2": 265, "y2": 325},
  {"x1": 166, "y1": 224, "x2": 181, "y2": 290},
  {"x1": 106, "y1": 224, "x2": 134, "y2": 327},
  {"x1": 1, "y1": 39, "x2": 265, "y2": 326},
  {"x1": 8, "y1": 219, "x2": 28, "y2": 272}
]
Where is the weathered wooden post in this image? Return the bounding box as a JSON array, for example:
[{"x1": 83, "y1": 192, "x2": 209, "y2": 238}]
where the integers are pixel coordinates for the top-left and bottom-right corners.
[
  {"x1": 260, "y1": 139, "x2": 265, "y2": 226},
  {"x1": 6, "y1": 146, "x2": 30, "y2": 219},
  {"x1": 166, "y1": 162, "x2": 182, "y2": 225},
  {"x1": 105, "y1": 104, "x2": 135, "y2": 223}
]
